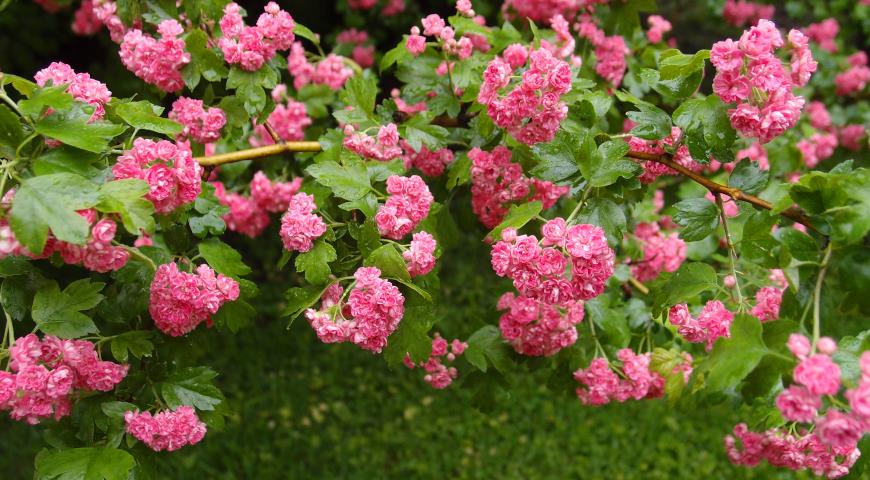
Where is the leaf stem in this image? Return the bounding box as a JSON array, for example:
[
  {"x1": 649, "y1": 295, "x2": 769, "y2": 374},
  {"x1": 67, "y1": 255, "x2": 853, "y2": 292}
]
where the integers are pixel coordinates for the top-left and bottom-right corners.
[
  {"x1": 810, "y1": 242, "x2": 833, "y2": 354},
  {"x1": 715, "y1": 194, "x2": 744, "y2": 309},
  {"x1": 117, "y1": 243, "x2": 157, "y2": 271},
  {"x1": 565, "y1": 185, "x2": 593, "y2": 225}
]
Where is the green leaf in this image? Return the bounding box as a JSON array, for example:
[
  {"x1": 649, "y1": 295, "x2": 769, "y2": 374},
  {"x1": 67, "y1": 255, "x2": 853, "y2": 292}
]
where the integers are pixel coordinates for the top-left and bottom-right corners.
[
  {"x1": 188, "y1": 182, "x2": 228, "y2": 238},
  {"x1": 34, "y1": 104, "x2": 126, "y2": 153},
  {"x1": 616, "y1": 92, "x2": 671, "y2": 140},
  {"x1": 672, "y1": 95, "x2": 735, "y2": 163},
  {"x1": 295, "y1": 239, "x2": 336, "y2": 285},
  {"x1": 586, "y1": 296, "x2": 631, "y2": 347},
  {"x1": 97, "y1": 179, "x2": 155, "y2": 235},
  {"x1": 729, "y1": 160, "x2": 769, "y2": 196},
  {"x1": 199, "y1": 238, "x2": 251, "y2": 278},
  {"x1": 365, "y1": 244, "x2": 411, "y2": 282},
  {"x1": 340, "y1": 74, "x2": 377, "y2": 114},
  {"x1": 0, "y1": 104, "x2": 23, "y2": 156},
  {"x1": 401, "y1": 116, "x2": 449, "y2": 151},
  {"x1": 10, "y1": 173, "x2": 100, "y2": 253},
  {"x1": 18, "y1": 85, "x2": 73, "y2": 118},
  {"x1": 32, "y1": 280, "x2": 104, "y2": 339},
  {"x1": 183, "y1": 28, "x2": 229, "y2": 88},
  {"x1": 282, "y1": 285, "x2": 324, "y2": 323},
  {"x1": 293, "y1": 22, "x2": 318, "y2": 44},
  {"x1": 465, "y1": 325, "x2": 513, "y2": 374},
  {"x1": 114, "y1": 100, "x2": 182, "y2": 135},
  {"x1": 648, "y1": 49, "x2": 709, "y2": 99},
  {"x1": 529, "y1": 130, "x2": 580, "y2": 181},
  {"x1": 2, "y1": 273, "x2": 49, "y2": 321},
  {"x1": 577, "y1": 136, "x2": 640, "y2": 187},
  {"x1": 576, "y1": 198, "x2": 626, "y2": 245},
  {"x1": 487, "y1": 201, "x2": 543, "y2": 241},
  {"x1": 446, "y1": 152, "x2": 471, "y2": 190},
  {"x1": 672, "y1": 198, "x2": 720, "y2": 242},
  {"x1": 740, "y1": 211, "x2": 779, "y2": 268},
  {"x1": 383, "y1": 305, "x2": 433, "y2": 368},
  {"x1": 36, "y1": 447, "x2": 134, "y2": 480},
  {"x1": 347, "y1": 218, "x2": 381, "y2": 257},
  {"x1": 789, "y1": 166, "x2": 870, "y2": 245},
  {"x1": 701, "y1": 315, "x2": 766, "y2": 392},
  {"x1": 226, "y1": 66, "x2": 278, "y2": 115},
  {"x1": 653, "y1": 262, "x2": 718, "y2": 309},
  {"x1": 306, "y1": 159, "x2": 372, "y2": 201},
  {"x1": 380, "y1": 41, "x2": 412, "y2": 71},
  {"x1": 160, "y1": 366, "x2": 223, "y2": 410},
  {"x1": 109, "y1": 331, "x2": 154, "y2": 362},
  {"x1": 774, "y1": 228, "x2": 818, "y2": 262},
  {"x1": 33, "y1": 146, "x2": 102, "y2": 178},
  {"x1": 832, "y1": 331, "x2": 870, "y2": 386},
  {"x1": 212, "y1": 299, "x2": 256, "y2": 333}
]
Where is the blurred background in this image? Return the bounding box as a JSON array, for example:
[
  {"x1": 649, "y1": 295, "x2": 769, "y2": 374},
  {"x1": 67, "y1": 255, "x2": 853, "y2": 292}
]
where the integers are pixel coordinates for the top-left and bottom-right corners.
[{"x1": 1, "y1": 0, "x2": 865, "y2": 478}]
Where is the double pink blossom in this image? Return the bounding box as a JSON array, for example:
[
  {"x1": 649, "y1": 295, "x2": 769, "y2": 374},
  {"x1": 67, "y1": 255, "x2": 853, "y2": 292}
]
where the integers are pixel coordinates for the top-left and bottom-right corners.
[
  {"x1": 834, "y1": 52, "x2": 870, "y2": 96},
  {"x1": 219, "y1": 2, "x2": 295, "y2": 72},
  {"x1": 34, "y1": 62, "x2": 111, "y2": 121},
  {"x1": 573, "y1": 349, "x2": 690, "y2": 406},
  {"x1": 343, "y1": 124, "x2": 403, "y2": 162},
  {"x1": 119, "y1": 20, "x2": 190, "y2": 92},
  {"x1": 287, "y1": 42, "x2": 353, "y2": 90},
  {"x1": 375, "y1": 175, "x2": 434, "y2": 240},
  {"x1": 279, "y1": 193, "x2": 328, "y2": 252},
  {"x1": 148, "y1": 262, "x2": 240, "y2": 337},
  {"x1": 124, "y1": 406, "x2": 207, "y2": 452},
  {"x1": 1, "y1": 334, "x2": 128, "y2": 424},
  {"x1": 629, "y1": 221, "x2": 686, "y2": 282},
  {"x1": 722, "y1": 0, "x2": 774, "y2": 27},
  {"x1": 306, "y1": 267, "x2": 405, "y2": 353},
  {"x1": 668, "y1": 301, "x2": 734, "y2": 351},
  {"x1": 113, "y1": 138, "x2": 203, "y2": 214},
  {"x1": 401, "y1": 141, "x2": 454, "y2": 177},
  {"x1": 250, "y1": 99, "x2": 312, "y2": 146},
  {"x1": 403, "y1": 231, "x2": 437, "y2": 277},
  {"x1": 404, "y1": 333, "x2": 467, "y2": 389},
  {"x1": 169, "y1": 97, "x2": 226, "y2": 144}
]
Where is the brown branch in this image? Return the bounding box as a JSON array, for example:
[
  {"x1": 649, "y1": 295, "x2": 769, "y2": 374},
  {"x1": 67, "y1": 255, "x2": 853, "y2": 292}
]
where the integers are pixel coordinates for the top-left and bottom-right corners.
[
  {"x1": 196, "y1": 142, "x2": 323, "y2": 166},
  {"x1": 626, "y1": 151, "x2": 820, "y2": 234}
]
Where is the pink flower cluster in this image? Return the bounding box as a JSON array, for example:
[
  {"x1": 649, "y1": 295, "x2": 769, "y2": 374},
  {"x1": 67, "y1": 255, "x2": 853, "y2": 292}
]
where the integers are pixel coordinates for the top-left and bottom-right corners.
[
  {"x1": 806, "y1": 101, "x2": 832, "y2": 130},
  {"x1": 124, "y1": 406, "x2": 206, "y2": 452},
  {"x1": 250, "y1": 100, "x2": 312, "y2": 147},
  {"x1": 797, "y1": 133, "x2": 838, "y2": 169},
  {"x1": 34, "y1": 62, "x2": 111, "y2": 121},
  {"x1": 213, "y1": 172, "x2": 303, "y2": 238},
  {"x1": 646, "y1": 15, "x2": 672, "y2": 44},
  {"x1": 305, "y1": 267, "x2": 405, "y2": 353},
  {"x1": 375, "y1": 175, "x2": 434, "y2": 240},
  {"x1": 336, "y1": 28, "x2": 374, "y2": 69},
  {"x1": 55, "y1": 215, "x2": 130, "y2": 273},
  {"x1": 279, "y1": 193, "x2": 327, "y2": 252},
  {"x1": 405, "y1": 14, "x2": 476, "y2": 61},
  {"x1": 403, "y1": 231, "x2": 437, "y2": 277},
  {"x1": 478, "y1": 47, "x2": 572, "y2": 145},
  {"x1": 497, "y1": 291, "x2": 585, "y2": 356},
  {"x1": 404, "y1": 333, "x2": 468, "y2": 389},
  {"x1": 839, "y1": 124, "x2": 867, "y2": 151},
  {"x1": 148, "y1": 262, "x2": 240, "y2": 337},
  {"x1": 0, "y1": 334, "x2": 128, "y2": 425},
  {"x1": 573, "y1": 349, "x2": 673, "y2": 406},
  {"x1": 468, "y1": 146, "x2": 569, "y2": 228},
  {"x1": 169, "y1": 97, "x2": 226, "y2": 144},
  {"x1": 501, "y1": 0, "x2": 578, "y2": 23},
  {"x1": 711, "y1": 21, "x2": 815, "y2": 144},
  {"x1": 576, "y1": 15, "x2": 630, "y2": 87},
  {"x1": 343, "y1": 123, "x2": 403, "y2": 161},
  {"x1": 835, "y1": 52, "x2": 870, "y2": 96},
  {"x1": 751, "y1": 286, "x2": 783, "y2": 322},
  {"x1": 629, "y1": 221, "x2": 686, "y2": 282},
  {"x1": 722, "y1": 334, "x2": 868, "y2": 478},
  {"x1": 668, "y1": 300, "x2": 735, "y2": 351},
  {"x1": 93, "y1": 0, "x2": 129, "y2": 43},
  {"x1": 725, "y1": 423, "x2": 860, "y2": 478},
  {"x1": 287, "y1": 42, "x2": 354, "y2": 90},
  {"x1": 804, "y1": 18, "x2": 839, "y2": 53},
  {"x1": 401, "y1": 141, "x2": 454, "y2": 177},
  {"x1": 119, "y1": 19, "x2": 190, "y2": 92},
  {"x1": 71, "y1": 0, "x2": 102, "y2": 36},
  {"x1": 113, "y1": 138, "x2": 203, "y2": 214},
  {"x1": 219, "y1": 2, "x2": 295, "y2": 72},
  {"x1": 492, "y1": 220, "x2": 616, "y2": 303},
  {"x1": 722, "y1": 0, "x2": 774, "y2": 27}
]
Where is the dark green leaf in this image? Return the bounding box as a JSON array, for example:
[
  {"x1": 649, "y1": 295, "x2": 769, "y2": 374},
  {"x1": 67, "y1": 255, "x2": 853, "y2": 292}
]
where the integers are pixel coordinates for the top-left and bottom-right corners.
[
  {"x1": 35, "y1": 105, "x2": 126, "y2": 153},
  {"x1": 114, "y1": 100, "x2": 182, "y2": 135},
  {"x1": 306, "y1": 159, "x2": 372, "y2": 201},
  {"x1": 199, "y1": 238, "x2": 251, "y2": 278},
  {"x1": 672, "y1": 198, "x2": 720, "y2": 241},
  {"x1": 109, "y1": 331, "x2": 154, "y2": 362},
  {"x1": 160, "y1": 366, "x2": 223, "y2": 410},
  {"x1": 576, "y1": 198, "x2": 626, "y2": 245},
  {"x1": 487, "y1": 201, "x2": 542, "y2": 241},
  {"x1": 530, "y1": 130, "x2": 580, "y2": 181},
  {"x1": 31, "y1": 280, "x2": 104, "y2": 338},
  {"x1": 701, "y1": 315, "x2": 766, "y2": 392},
  {"x1": 212, "y1": 299, "x2": 256, "y2": 333},
  {"x1": 365, "y1": 244, "x2": 410, "y2": 282},
  {"x1": 383, "y1": 305, "x2": 433, "y2": 368},
  {"x1": 295, "y1": 239, "x2": 336, "y2": 285},
  {"x1": 36, "y1": 447, "x2": 134, "y2": 480},
  {"x1": 97, "y1": 179, "x2": 155, "y2": 235},
  {"x1": 465, "y1": 325, "x2": 514, "y2": 373},
  {"x1": 729, "y1": 160, "x2": 769, "y2": 196}
]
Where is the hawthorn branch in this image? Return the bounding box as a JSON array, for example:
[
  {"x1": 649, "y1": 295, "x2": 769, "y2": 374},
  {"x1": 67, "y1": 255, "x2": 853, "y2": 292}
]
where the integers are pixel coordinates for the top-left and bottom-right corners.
[
  {"x1": 625, "y1": 151, "x2": 819, "y2": 234},
  {"x1": 196, "y1": 142, "x2": 323, "y2": 166}
]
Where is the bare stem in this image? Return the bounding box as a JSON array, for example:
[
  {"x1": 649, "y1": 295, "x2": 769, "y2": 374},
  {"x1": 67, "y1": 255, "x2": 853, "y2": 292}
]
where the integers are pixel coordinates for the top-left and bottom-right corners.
[
  {"x1": 715, "y1": 194, "x2": 744, "y2": 308},
  {"x1": 811, "y1": 242, "x2": 834, "y2": 354}
]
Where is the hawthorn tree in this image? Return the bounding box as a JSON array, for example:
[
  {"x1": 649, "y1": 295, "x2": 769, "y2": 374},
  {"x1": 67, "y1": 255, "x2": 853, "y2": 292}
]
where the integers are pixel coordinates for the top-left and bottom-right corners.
[{"x1": 0, "y1": 0, "x2": 869, "y2": 478}]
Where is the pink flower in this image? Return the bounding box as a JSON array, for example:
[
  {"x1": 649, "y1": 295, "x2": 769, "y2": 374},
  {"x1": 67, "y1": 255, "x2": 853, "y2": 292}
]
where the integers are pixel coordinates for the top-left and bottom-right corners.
[
  {"x1": 125, "y1": 406, "x2": 207, "y2": 452},
  {"x1": 815, "y1": 410, "x2": 862, "y2": 449},
  {"x1": 343, "y1": 124, "x2": 403, "y2": 161},
  {"x1": 250, "y1": 100, "x2": 311, "y2": 146},
  {"x1": 804, "y1": 18, "x2": 839, "y2": 53},
  {"x1": 750, "y1": 286, "x2": 782, "y2": 322},
  {"x1": 787, "y1": 333, "x2": 811, "y2": 360},
  {"x1": 406, "y1": 27, "x2": 427, "y2": 56},
  {"x1": 794, "y1": 354, "x2": 841, "y2": 395},
  {"x1": 401, "y1": 141, "x2": 454, "y2": 177},
  {"x1": 170, "y1": 97, "x2": 226, "y2": 144},
  {"x1": 34, "y1": 62, "x2": 111, "y2": 121},
  {"x1": 404, "y1": 231, "x2": 437, "y2": 277},
  {"x1": 646, "y1": 15, "x2": 672, "y2": 44},
  {"x1": 775, "y1": 385, "x2": 821, "y2": 422},
  {"x1": 219, "y1": 2, "x2": 295, "y2": 72},
  {"x1": 279, "y1": 193, "x2": 327, "y2": 252},
  {"x1": 375, "y1": 175, "x2": 433, "y2": 240},
  {"x1": 149, "y1": 263, "x2": 240, "y2": 336},
  {"x1": 113, "y1": 139, "x2": 202, "y2": 214},
  {"x1": 119, "y1": 20, "x2": 190, "y2": 92},
  {"x1": 669, "y1": 300, "x2": 734, "y2": 351},
  {"x1": 629, "y1": 222, "x2": 686, "y2": 282}
]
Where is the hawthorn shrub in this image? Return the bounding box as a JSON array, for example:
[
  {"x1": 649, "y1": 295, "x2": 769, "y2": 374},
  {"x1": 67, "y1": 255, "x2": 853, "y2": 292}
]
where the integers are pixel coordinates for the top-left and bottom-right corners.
[{"x1": 0, "y1": 0, "x2": 868, "y2": 478}]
